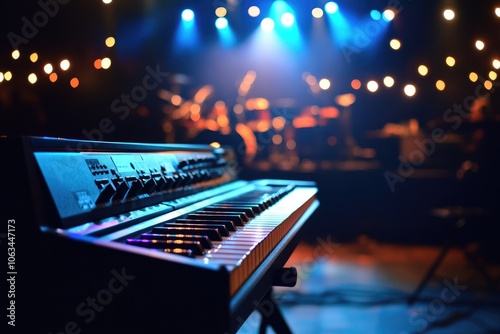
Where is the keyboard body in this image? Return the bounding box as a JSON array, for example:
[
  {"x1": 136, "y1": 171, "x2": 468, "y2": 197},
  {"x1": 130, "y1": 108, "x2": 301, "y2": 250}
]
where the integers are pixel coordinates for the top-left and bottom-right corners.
[{"x1": 2, "y1": 136, "x2": 318, "y2": 334}]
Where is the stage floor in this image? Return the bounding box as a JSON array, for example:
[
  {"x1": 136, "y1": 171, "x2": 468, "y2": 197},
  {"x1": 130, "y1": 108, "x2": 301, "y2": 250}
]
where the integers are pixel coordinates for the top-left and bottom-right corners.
[{"x1": 239, "y1": 238, "x2": 500, "y2": 333}]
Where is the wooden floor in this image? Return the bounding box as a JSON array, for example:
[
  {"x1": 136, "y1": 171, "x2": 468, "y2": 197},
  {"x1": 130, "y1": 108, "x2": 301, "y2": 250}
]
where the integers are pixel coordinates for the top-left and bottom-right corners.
[{"x1": 238, "y1": 237, "x2": 500, "y2": 333}]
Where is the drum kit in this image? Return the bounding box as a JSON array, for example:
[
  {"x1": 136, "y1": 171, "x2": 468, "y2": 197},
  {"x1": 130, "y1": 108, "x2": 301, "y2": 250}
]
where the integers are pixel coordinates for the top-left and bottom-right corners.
[{"x1": 158, "y1": 71, "x2": 371, "y2": 166}]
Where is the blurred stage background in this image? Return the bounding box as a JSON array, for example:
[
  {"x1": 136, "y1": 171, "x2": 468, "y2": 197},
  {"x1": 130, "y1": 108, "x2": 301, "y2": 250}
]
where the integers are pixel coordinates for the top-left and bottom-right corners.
[{"x1": 1, "y1": 0, "x2": 500, "y2": 244}]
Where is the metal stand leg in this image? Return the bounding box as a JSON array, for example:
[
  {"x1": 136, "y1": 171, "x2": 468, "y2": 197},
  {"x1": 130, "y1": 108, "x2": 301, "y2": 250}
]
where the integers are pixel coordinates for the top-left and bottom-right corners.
[
  {"x1": 258, "y1": 288, "x2": 292, "y2": 334},
  {"x1": 408, "y1": 240, "x2": 452, "y2": 305}
]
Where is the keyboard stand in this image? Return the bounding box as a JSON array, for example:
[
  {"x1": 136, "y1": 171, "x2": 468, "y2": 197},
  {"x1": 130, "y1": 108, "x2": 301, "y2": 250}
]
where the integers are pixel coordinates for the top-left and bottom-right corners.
[{"x1": 258, "y1": 287, "x2": 292, "y2": 334}]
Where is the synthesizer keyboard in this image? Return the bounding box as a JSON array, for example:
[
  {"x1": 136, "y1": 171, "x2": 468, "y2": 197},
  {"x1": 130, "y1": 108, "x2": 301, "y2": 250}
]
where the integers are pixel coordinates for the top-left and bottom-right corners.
[{"x1": 1, "y1": 136, "x2": 319, "y2": 334}]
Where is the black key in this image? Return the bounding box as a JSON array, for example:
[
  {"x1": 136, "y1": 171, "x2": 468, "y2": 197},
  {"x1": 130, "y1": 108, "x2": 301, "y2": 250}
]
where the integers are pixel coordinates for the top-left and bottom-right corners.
[
  {"x1": 140, "y1": 233, "x2": 213, "y2": 249},
  {"x1": 125, "y1": 239, "x2": 205, "y2": 256},
  {"x1": 218, "y1": 202, "x2": 265, "y2": 213},
  {"x1": 164, "y1": 222, "x2": 230, "y2": 237},
  {"x1": 152, "y1": 226, "x2": 223, "y2": 241},
  {"x1": 176, "y1": 218, "x2": 236, "y2": 232},
  {"x1": 187, "y1": 213, "x2": 244, "y2": 227},
  {"x1": 196, "y1": 210, "x2": 249, "y2": 222},
  {"x1": 206, "y1": 205, "x2": 256, "y2": 218}
]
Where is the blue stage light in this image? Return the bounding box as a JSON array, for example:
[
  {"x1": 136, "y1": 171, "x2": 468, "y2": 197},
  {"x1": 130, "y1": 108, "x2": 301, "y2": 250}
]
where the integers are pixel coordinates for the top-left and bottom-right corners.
[
  {"x1": 325, "y1": 2, "x2": 339, "y2": 14},
  {"x1": 181, "y1": 9, "x2": 194, "y2": 22},
  {"x1": 215, "y1": 17, "x2": 228, "y2": 29},
  {"x1": 261, "y1": 17, "x2": 275, "y2": 32},
  {"x1": 281, "y1": 12, "x2": 295, "y2": 27},
  {"x1": 370, "y1": 10, "x2": 382, "y2": 21}
]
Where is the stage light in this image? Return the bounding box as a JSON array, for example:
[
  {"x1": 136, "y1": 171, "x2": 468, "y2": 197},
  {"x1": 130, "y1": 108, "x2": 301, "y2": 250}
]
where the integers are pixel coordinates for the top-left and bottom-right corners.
[
  {"x1": 404, "y1": 84, "x2": 416, "y2": 97},
  {"x1": 390, "y1": 39, "x2": 401, "y2": 50},
  {"x1": 370, "y1": 10, "x2": 381, "y2": 20},
  {"x1": 215, "y1": 7, "x2": 227, "y2": 17},
  {"x1": 216, "y1": 17, "x2": 235, "y2": 46},
  {"x1": 248, "y1": 6, "x2": 260, "y2": 17},
  {"x1": 367, "y1": 80, "x2": 378, "y2": 92},
  {"x1": 436, "y1": 80, "x2": 445, "y2": 91},
  {"x1": 475, "y1": 40, "x2": 485, "y2": 50},
  {"x1": 28, "y1": 73, "x2": 37, "y2": 84},
  {"x1": 489, "y1": 71, "x2": 497, "y2": 80},
  {"x1": 43, "y1": 63, "x2": 53, "y2": 74},
  {"x1": 30, "y1": 53, "x2": 38, "y2": 63},
  {"x1": 493, "y1": 59, "x2": 500, "y2": 69},
  {"x1": 418, "y1": 65, "x2": 428, "y2": 76},
  {"x1": 60, "y1": 59, "x2": 70, "y2": 71},
  {"x1": 216, "y1": 17, "x2": 228, "y2": 29},
  {"x1": 12, "y1": 50, "x2": 20, "y2": 60},
  {"x1": 261, "y1": 18, "x2": 275, "y2": 32},
  {"x1": 383, "y1": 76, "x2": 394, "y2": 87},
  {"x1": 443, "y1": 9, "x2": 455, "y2": 20},
  {"x1": 181, "y1": 9, "x2": 194, "y2": 22},
  {"x1": 446, "y1": 56, "x2": 455, "y2": 67},
  {"x1": 281, "y1": 12, "x2": 295, "y2": 27},
  {"x1": 469, "y1": 72, "x2": 478, "y2": 82},
  {"x1": 382, "y1": 9, "x2": 395, "y2": 21},
  {"x1": 325, "y1": 2, "x2": 338, "y2": 14},
  {"x1": 175, "y1": 8, "x2": 199, "y2": 50}
]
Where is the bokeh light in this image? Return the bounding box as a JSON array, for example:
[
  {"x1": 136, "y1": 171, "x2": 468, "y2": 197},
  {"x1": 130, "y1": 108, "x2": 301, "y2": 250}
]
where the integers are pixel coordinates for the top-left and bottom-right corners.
[
  {"x1": 351, "y1": 79, "x2": 361, "y2": 90},
  {"x1": 446, "y1": 56, "x2": 455, "y2": 67},
  {"x1": 443, "y1": 9, "x2": 455, "y2": 20},
  {"x1": 248, "y1": 6, "x2": 260, "y2": 17},
  {"x1": 28, "y1": 73, "x2": 37, "y2": 84},
  {"x1": 489, "y1": 71, "x2": 497, "y2": 81},
  {"x1": 105, "y1": 37, "x2": 115, "y2": 47},
  {"x1": 404, "y1": 84, "x2": 416, "y2": 97},
  {"x1": 215, "y1": 7, "x2": 227, "y2": 17},
  {"x1": 383, "y1": 76, "x2": 395, "y2": 87},
  {"x1": 43, "y1": 63, "x2": 53, "y2": 74},
  {"x1": 475, "y1": 40, "x2": 485, "y2": 50},
  {"x1": 101, "y1": 57, "x2": 111, "y2": 69},
  {"x1": 469, "y1": 72, "x2": 478, "y2": 82},
  {"x1": 418, "y1": 65, "x2": 429, "y2": 76},
  {"x1": 367, "y1": 80, "x2": 379, "y2": 92},
  {"x1": 319, "y1": 78, "x2": 331, "y2": 90},
  {"x1": 49, "y1": 73, "x2": 58, "y2": 82},
  {"x1": 493, "y1": 59, "x2": 500, "y2": 69},
  {"x1": 60, "y1": 59, "x2": 70, "y2": 71},
  {"x1": 12, "y1": 50, "x2": 20, "y2": 60},
  {"x1": 390, "y1": 39, "x2": 401, "y2": 50},
  {"x1": 30, "y1": 53, "x2": 38, "y2": 63},
  {"x1": 383, "y1": 9, "x2": 395, "y2": 21},
  {"x1": 312, "y1": 8, "x2": 323, "y2": 18},
  {"x1": 70, "y1": 77, "x2": 79, "y2": 88},
  {"x1": 436, "y1": 80, "x2": 446, "y2": 91}
]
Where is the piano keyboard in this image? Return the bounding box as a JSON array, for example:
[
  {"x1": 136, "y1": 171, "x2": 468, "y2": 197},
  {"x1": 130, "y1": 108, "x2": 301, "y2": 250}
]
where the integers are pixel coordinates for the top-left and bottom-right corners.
[
  {"x1": 120, "y1": 184, "x2": 316, "y2": 295},
  {"x1": 3, "y1": 136, "x2": 318, "y2": 334}
]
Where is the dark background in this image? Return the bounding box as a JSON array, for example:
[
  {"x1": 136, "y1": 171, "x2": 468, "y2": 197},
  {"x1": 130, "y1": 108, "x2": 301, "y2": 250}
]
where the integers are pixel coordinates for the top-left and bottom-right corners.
[{"x1": 1, "y1": 0, "x2": 499, "y2": 244}]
